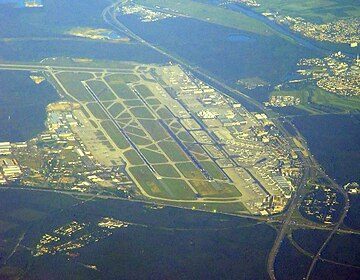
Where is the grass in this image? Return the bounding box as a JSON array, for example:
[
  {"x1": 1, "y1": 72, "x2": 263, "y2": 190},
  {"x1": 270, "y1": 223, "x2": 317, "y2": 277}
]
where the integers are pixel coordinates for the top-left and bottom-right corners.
[
  {"x1": 56, "y1": 72, "x2": 94, "y2": 102},
  {"x1": 129, "y1": 166, "x2": 195, "y2": 199},
  {"x1": 108, "y1": 103, "x2": 125, "y2": 118},
  {"x1": 156, "y1": 107, "x2": 173, "y2": 119},
  {"x1": 141, "y1": 148, "x2": 169, "y2": 164},
  {"x1": 105, "y1": 73, "x2": 140, "y2": 84},
  {"x1": 101, "y1": 120, "x2": 130, "y2": 149},
  {"x1": 177, "y1": 131, "x2": 194, "y2": 142},
  {"x1": 124, "y1": 125, "x2": 148, "y2": 137},
  {"x1": 200, "y1": 161, "x2": 227, "y2": 180},
  {"x1": 158, "y1": 141, "x2": 189, "y2": 162},
  {"x1": 127, "y1": 134, "x2": 153, "y2": 146},
  {"x1": 189, "y1": 180, "x2": 241, "y2": 198},
  {"x1": 130, "y1": 106, "x2": 155, "y2": 119},
  {"x1": 87, "y1": 80, "x2": 116, "y2": 101},
  {"x1": 134, "y1": 84, "x2": 154, "y2": 98},
  {"x1": 106, "y1": 82, "x2": 138, "y2": 100},
  {"x1": 175, "y1": 162, "x2": 204, "y2": 180},
  {"x1": 153, "y1": 164, "x2": 181, "y2": 178},
  {"x1": 139, "y1": 119, "x2": 169, "y2": 141},
  {"x1": 146, "y1": 98, "x2": 161, "y2": 106},
  {"x1": 124, "y1": 149, "x2": 144, "y2": 165},
  {"x1": 161, "y1": 178, "x2": 197, "y2": 199},
  {"x1": 87, "y1": 102, "x2": 108, "y2": 119},
  {"x1": 135, "y1": 0, "x2": 272, "y2": 35},
  {"x1": 124, "y1": 99, "x2": 144, "y2": 107}
]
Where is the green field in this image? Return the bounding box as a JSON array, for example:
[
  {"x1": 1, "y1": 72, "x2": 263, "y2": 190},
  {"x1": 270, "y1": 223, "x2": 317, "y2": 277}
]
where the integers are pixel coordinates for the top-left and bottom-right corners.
[
  {"x1": 135, "y1": 0, "x2": 272, "y2": 35},
  {"x1": 106, "y1": 73, "x2": 140, "y2": 84},
  {"x1": 87, "y1": 102, "x2": 108, "y2": 119},
  {"x1": 108, "y1": 103, "x2": 125, "y2": 118},
  {"x1": 141, "y1": 148, "x2": 169, "y2": 164},
  {"x1": 87, "y1": 80, "x2": 116, "y2": 101},
  {"x1": 130, "y1": 106, "x2": 155, "y2": 119},
  {"x1": 139, "y1": 119, "x2": 169, "y2": 141},
  {"x1": 189, "y1": 180, "x2": 241, "y2": 198},
  {"x1": 56, "y1": 72, "x2": 94, "y2": 102},
  {"x1": 106, "y1": 81, "x2": 138, "y2": 100},
  {"x1": 158, "y1": 141, "x2": 189, "y2": 162},
  {"x1": 124, "y1": 149, "x2": 144, "y2": 165},
  {"x1": 134, "y1": 84, "x2": 155, "y2": 98},
  {"x1": 176, "y1": 162, "x2": 205, "y2": 180},
  {"x1": 129, "y1": 166, "x2": 196, "y2": 199},
  {"x1": 101, "y1": 120, "x2": 130, "y2": 149},
  {"x1": 200, "y1": 161, "x2": 227, "y2": 180},
  {"x1": 154, "y1": 164, "x2": 181, "y2": 178}
]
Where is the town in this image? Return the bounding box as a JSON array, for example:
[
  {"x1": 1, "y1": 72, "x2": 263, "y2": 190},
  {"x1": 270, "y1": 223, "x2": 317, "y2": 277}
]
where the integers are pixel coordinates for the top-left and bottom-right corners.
[
  {"x1": 296, "y1": 52, "x2": 360, "y2": 96},
  {"x1": 262, "y1": 13, "x2": 360, "y2": 45}
]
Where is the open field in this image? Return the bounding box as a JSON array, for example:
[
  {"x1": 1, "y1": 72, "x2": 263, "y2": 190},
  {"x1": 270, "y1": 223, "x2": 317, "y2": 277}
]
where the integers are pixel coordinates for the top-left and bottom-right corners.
[{"x1": 134, "y1": 0, "x2": 272, "y2": 35}]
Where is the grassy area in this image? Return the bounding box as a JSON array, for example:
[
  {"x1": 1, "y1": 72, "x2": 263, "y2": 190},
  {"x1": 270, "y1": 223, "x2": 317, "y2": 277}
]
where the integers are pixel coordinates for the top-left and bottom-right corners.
[
  {"x1": 124, "y1": 149, "x2": 144, "y2": 165},
  {"x1": 139, "y1": 119, "x2": 169, "y2": 141},
  {"x1": 141, "y1": 148, "x2": 169, "y2": 164},
  {"x1": 105, "y1": 73, "x2": 140, "y2": 84},
  {"x1": 147, "y1": 98, "x2": 161, "y2": 106},
  {"x1": 87, "y1": 80, "x2": 116, "y2": 101},
  {"x1": 175, "y1": 162, "x2": 204, "y2": 180},
  {"x1": 56, "y1": 72, "x2": 94, "y2": 102},
  {"x1": 189, "y1": 181, "x2": 241, "y2": 198},
  {"x1": 123, "y1": 99, "x2": 144, "y2": 107},
  {"x1": 158, "y1": 141, "x2": 189, "y2": 162},
  {"x1": 256, "y1": 0, "x2": 360, "y2": 23},
  {"x1": 134, "y1": 84, "x2": 155, "y2": 98},
  {"x1": 200, "y1": 161, "x2": 227, "y2": 180},
  {"x1": 124, "y1": 125, "x2": 148, "y2": 137},
  {"x1": 86, "y1": 102, "x2": 108, "y2": 119},
  {"x1": 129, "y1": 166, "x2": 195, "y2": 199},
  {"x1": 130, "y1": 106, "x2": 155, "y2": 119},
  {"x1": 108, "y1": 103, "x2": 125, "y2": 118},
  {"x1": 177, "y1": 131, "x2": 195, "y2": 142},
  {"x1": 161, "y1": 178, "x2": 197, "y2": 199},
  {"x1": 153, "y1": 164, "x2": 181, "y2": 178},
  {"x1": 156, "y1": 107, "x2": 173, "y2": 119},
  {"x1": 106, "y1": 81, "x2": 138, "y2": 100},
  {"x1": 135, "y1": 0, "x2": 272, "y2": 35},
  {"x1": 127, "y1": 134, "x2": 153, "y2": 146},
  {"x1": 271, "y1": 86, "x2": 360, "y2": 114},
  {"x1": 101, "y1": 120, "x2": 130, "y2": 149}
]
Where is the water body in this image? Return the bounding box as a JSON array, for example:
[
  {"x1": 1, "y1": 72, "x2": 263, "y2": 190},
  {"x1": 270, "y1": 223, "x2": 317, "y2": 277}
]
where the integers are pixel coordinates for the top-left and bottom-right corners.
[
  {"x1": 119, "y1": 15, "x2": 317, "y2": 86},
  {"x1": 0, "y1": 71, "x2": 58, "y2": 142},
  {"x1": 0, "y1": 189, "x2": 276, "y2": 280},
  {"x1": 293, "y1": 114, "x2": 360, "y2": 185},
  {"x1": 225, "y1": 4, "x2": 356, "y2": 55}
]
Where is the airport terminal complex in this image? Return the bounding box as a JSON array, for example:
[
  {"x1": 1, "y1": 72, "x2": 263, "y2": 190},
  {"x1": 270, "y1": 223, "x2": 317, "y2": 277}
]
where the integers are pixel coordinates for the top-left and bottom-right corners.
[{"x1": 0, "y1": 59, "x2": 303, "y2": 215}]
